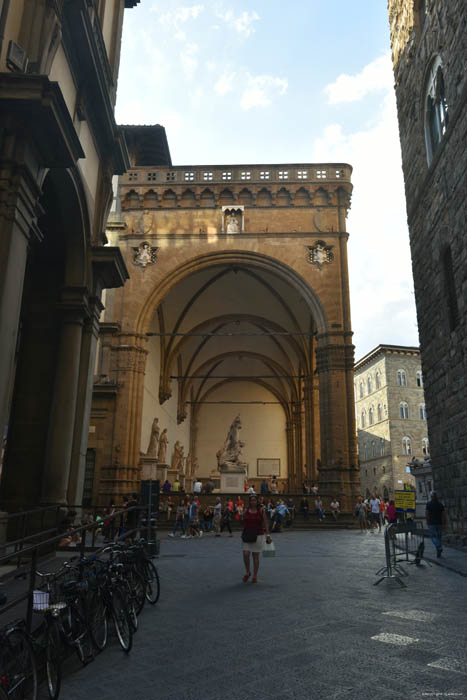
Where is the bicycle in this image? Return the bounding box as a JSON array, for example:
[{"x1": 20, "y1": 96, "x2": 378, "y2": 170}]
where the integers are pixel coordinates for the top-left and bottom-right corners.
[
  {"x1": 0, "y1": 609, "x2": 38, "y2": 699},
  {"x1": 131, "y1": 541, "x2": 160, "y2": 605}
]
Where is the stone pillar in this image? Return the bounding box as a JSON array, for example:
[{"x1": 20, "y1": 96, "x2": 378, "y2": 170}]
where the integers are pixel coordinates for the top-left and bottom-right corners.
[
  {"x1": 41, "y1": 288, "x2": 88, "y2": 504},
  {"x1": 303, "y1": 376, "x2": 314, "y2": 483},
  {"x1": 67, "y1": 296, "x2": 104, "y2": 505},
  {"x1": 0, "y1": 131, "x2": 44, "y2": 450},
  {"x1": 285, "y1": 419, "x2": 295, "y2": 490},
  {"x1": 315, "y1": 334, "x2": 359, "y2": 509},
  {"x1": 292, "y1": 402, "x2": 303, "y2": 492}
]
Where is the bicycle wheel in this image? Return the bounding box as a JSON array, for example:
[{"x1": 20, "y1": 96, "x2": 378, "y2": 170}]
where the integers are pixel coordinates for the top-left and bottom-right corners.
[
  {"x1": 110, "y1": 589, "x2": 132, "y2": 653},
  {"x1": 143, "y1": 561, "x2": 160, "y2": 605},
  {"x1": 70, "y1": 598, "x2": 93, "y2": 665},
  {"x1": 3, "y1": 627, "x2": 38, "y2": 699},
  {"x1": 119, "y1": 581, "x2": 138, "y2": 633},
  {"x1": 87, "y1": 592, "x2": 108, "y2": 652},
  {"x1": 45, "y1": 620, "x2": 62, "y2": 700},
  {"x1": 127, "y1": 569, "x2": 145, "y2": 616},
  {"x1": 0, "y1": 688, "x2": 8, "y2": 700}
]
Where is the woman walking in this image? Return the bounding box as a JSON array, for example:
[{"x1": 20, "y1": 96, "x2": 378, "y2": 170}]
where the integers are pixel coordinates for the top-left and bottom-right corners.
[{"x1": 241, "y1": 495, "x2": 271, "y2": 583}]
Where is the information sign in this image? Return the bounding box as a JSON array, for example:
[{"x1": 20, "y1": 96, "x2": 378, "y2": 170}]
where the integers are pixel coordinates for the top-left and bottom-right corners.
[{"x1": 394, "y1": 490, "x2": 416, "y2": 513}]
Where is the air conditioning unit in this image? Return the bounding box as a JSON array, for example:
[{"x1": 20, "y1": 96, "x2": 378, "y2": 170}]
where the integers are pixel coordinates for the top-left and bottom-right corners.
[{"x1": 6, "y1": 41, "x2": 28, "y2": 73}]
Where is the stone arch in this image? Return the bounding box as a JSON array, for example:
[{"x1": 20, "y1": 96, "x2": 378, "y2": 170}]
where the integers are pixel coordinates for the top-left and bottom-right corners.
[
  {"x1": 143, "y1": 189, "x2": 158, "y2": 207},
  {"x1": 180, "y1": 189, "x2": 196, "y2": 207},
  {"x1": 122, "y1": 189, "x2": 140, "y2": 209},
  {"x1": 257, "y1": 188, "x2": 272, "y2": 206},
  {"x1": 238, "y1": 188, "x2": 253, "y2": 205},
  {"x1": 312, "y1": 187, "x2": 330, "y2": 205},
  {"x1": 219, "y1": 188, "x2": 235, "y2": 205},
  {"x1": 294, "y1": 187, "x2": 311, "y2": 207},
  {"x1": 276, "y1": 187, "x2": 291, "y2": 206},
  {"x1": 200, "y1": 188, "x2": 215, "y2": 207},
  {"x1": 162, "y1": 188, "x2": 177, "y2": 207}
]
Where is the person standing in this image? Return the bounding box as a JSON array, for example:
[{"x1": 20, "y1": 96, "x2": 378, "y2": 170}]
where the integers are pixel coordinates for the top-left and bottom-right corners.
[
  {"x1": 300, "y1": 496, "x2": 309, "y2": 520},
  {"x1": 369, "y1": 493, "x2": 381, "y2": 532},
  {"x1": 212, "y1": 497, "x2": 222, "y2": 537},
  {"x1": 314, "y1": 495, "x2": 325, "y2": 521},
  {"x1": 426, "y1": 491, "x2": 447, "y2": 557},
  {"x1": 193, "y1": 478, "x2": 202, "y2": 494},
  {"x1": 220, "y1": 502, "x2": 233, "y2": 536},
  {"x1": 330, "y1": 497, "x2": 340, "y2": 521},
  {"x1": 386, "y1": 499, "x2": 397, "y2": 524},
  {"x1": 169, "y1": 497, "x2": 187, "y2": 537},
  {"x1": 260, "y1": 479, "x2": 269, "y2": 495},
  {"x1": 241, "y1": 495, "x2": 271, "y2": 583},
  {"x1": 172, "y1": 477, "x2": 181, "y2": 493},
  {"x1": 355, "y1": 497, "x2": 368, "y2": 532}
]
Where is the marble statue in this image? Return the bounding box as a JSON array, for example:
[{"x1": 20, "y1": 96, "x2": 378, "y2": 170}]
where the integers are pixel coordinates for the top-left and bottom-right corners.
[
  {"x1": 157, "y1": 428, "x2": 168, "y2": 463},
  {"x1": 217, "y1": 415, "x2": 248, "y2": 472},
  {"x1": 146, "y1": 417, "x2": 160, "y2": 456},
  {"x1": 226, "y1": 214, "x2": 240, "y2": 233},
  {"x1": 171, "y1": 440, "x2": 184, "y2": 471}
]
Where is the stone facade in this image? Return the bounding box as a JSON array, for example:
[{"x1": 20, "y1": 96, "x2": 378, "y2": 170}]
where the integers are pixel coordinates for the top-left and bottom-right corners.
[
  {"x1": 0, "y1": 1, "x2": 138, "y2": 508},
  {"x1": 388, "y1": 1, "x2": 467, "y2": 531},
  {"x1": 90, "y1": 149, "x2": 360, "y2": 507},
  {"x1": 355, "y1": 345, "x2": 428, "y2": 499}
]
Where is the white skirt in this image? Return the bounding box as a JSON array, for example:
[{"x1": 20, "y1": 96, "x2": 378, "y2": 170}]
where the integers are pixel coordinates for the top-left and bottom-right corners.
[{"x1": 242, "y1": 534, "x2": 265, "y2": 553}]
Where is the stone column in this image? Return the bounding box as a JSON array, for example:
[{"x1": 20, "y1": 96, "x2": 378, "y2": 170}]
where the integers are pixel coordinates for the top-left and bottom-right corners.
[
  {"x1": 303, "y1": 376, "x2": 314, "y2": 483},
  {"x1": 67, "y1": 296, "x2": 104, "y2": 505},
  {"x1": 292, "y1": 402, "x2": 303, "y2": 492},
  {"x1": 41, "y1": 288, "x2": 88, "y2": 504},
  {"x1": 285, "y1": 419, "x2": 295, "y2": 490}
]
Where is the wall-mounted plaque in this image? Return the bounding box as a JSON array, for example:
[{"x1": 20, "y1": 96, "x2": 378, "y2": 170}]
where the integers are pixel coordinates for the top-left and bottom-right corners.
[{"x1": 257, "y1": 458, "x2": 280, "y2": 476}]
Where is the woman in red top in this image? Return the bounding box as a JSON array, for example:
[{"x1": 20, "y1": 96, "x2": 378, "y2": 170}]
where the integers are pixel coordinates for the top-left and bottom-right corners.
[{"x1": 242, "y1": 495, "x2": 271, "y2": 583}]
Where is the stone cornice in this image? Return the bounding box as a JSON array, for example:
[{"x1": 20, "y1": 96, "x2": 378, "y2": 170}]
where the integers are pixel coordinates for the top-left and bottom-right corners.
[{"x1": 92, "y1": 246, "x2": 129, "y2": 290}]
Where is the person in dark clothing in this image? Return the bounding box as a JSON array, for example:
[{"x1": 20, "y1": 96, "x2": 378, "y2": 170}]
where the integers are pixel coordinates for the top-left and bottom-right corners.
[
  {"x1": 425, "y1": 491, "x2": 447, "y2": 557},
  {"x1": 220, "y1": 503, "x2": 233, "y2": 536},
  {"x1": 260, "y1": 479, "x2": 269, "y2": 495}
]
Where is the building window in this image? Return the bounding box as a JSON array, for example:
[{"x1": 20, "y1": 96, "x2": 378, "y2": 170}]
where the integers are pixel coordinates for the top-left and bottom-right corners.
[
  {"x1": 367, "y1": 376, "x2": 372, "y2": 394},
  {"x1": 335, "y1": 169, "x2": 344, "y2": 178},
  {"x1": 222, "y1": 172, "x2": 232, "y2": 180},
  {"x1": 416, "y1": 370, "x2": 423, "y2": 387},
  {"x1": 359, "y1": 381, "x2": 364, "y2": 398},
  {"x1": 147, "y1": 172, "x2": 157, "y2": 181},
  {"x1": 241, "y1": 171, "x2": 251, "y2": 180},
  {"x1": 363, "y1": 443, "x2": 368, "y2": 460},
  {"x1": 419, "y1": 404, "x2": 427, "y2": 420},
  {"x1": 375, "y1": 370, "x2": 381, "y2": 389},
  {"x1": 259, "y1": 171, "x2": 270, "y2": 179},
  {"x1": 361, "y1": 411, "x2": 366, "y2": 429},
  {"x1": 380, "y1": 438, "x2": 385, "y2": 456},
  {"x1": 424, "y1": 57, "x2": 449, "y2": 166},
  {"x1": 184, "y1": 172, "x2": 194, "y2": 181},
  {"x1": 166, "y1": 172, "x2": 175, "y2": 181},
  {"x1": 278, "y1": 170, "x2": 289, "y2": 179},
  {"x1": 397, "y1": 369, "x2": 407, "y2": 386},
  {"x1": 203, "y1": 172, "x2": 213, "y2": 181},
  {"x1": 422, "y1": 437, "x2": 430, "y2": 455},
  {"x1": 402, "y1": 437, "x2": 412, "y2": 455},
  {"x1": 377, "y1": 404, "x2": 383, "y2": 422},
  {"x1": 369, "y1": 407, "x2": 374, "y2": 425},
  {"x1": 316, "y1": 169, "x2": 327, "y2": 179},
  {"x1": 128, "y1": 172, "x2": 138, "y2": 181},
  {"x1": 400, "y1": 402, "x2": 409, "y2": 419},
  {"x1": 297, "y1": 170, "x2": 308, "y2": 179},
  {"x1": 442, "y1": 245, "x2": 459, "y2": 331},
  {"x1": 371, "y1": 441, "x2": 377, "y2": 458}
]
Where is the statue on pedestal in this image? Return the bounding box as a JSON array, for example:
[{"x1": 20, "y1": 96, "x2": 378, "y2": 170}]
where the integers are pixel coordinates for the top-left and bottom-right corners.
[
  {"x1": 157, "y1": 428, "x2": 168, "y2": 463},
  {"x1": 171, "y1": 441, "x2": 184, "y2": 472},
  {"x1": 217, "y1": 415, "x2": 248, "y2": 472},
  {"x1": 146, "y1": 417, "x2": 160, "y2": 456}
]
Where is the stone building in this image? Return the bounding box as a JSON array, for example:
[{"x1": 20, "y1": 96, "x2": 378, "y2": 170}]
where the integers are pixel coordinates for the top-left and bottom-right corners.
[
  {"x1": 88, "y1": 134, "x2": 360, "y2": 506},
  {"x1": 387, "y1": 1, "x2": 467, "y2": 530},
  {"x1": 355, "y1": 345, "x2": 429, "y2": 499},
  {"x1": 0, "y1": 1, "x2": 140, "y2": 508}
]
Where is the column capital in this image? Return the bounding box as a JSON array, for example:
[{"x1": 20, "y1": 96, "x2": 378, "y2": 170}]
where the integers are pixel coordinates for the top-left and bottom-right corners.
[{"x1": 315, "y1": 339, "x2": 354, "y2": 372}]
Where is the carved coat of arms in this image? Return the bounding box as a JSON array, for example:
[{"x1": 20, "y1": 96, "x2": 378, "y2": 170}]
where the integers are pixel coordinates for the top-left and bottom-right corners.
[
  {"x1": 132, "y1": 241, "x2": 158, "y2": 268},
  {"x1": 306, "y1": 241, "x2": 334, "y2": 269}
]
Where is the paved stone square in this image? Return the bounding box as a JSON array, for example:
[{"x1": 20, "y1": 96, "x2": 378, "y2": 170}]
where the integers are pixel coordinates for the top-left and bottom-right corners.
[{"x1": 59, "y1": 531, "x2": 466, "y2": 700}]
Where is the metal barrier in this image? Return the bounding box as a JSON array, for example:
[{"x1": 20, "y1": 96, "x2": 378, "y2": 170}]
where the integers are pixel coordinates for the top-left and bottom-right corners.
[{"x1": 374, "y1": 521, "x2": 427, "y2": 587}]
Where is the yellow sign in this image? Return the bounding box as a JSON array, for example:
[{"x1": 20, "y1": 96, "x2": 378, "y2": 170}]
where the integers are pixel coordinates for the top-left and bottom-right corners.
[{"x1": 395, "y1": 490, "x2": 416, "y2": 512}]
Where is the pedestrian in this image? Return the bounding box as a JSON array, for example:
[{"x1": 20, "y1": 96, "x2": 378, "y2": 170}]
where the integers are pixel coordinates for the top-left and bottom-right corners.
[
  {"x1": 193, "y1": 478, "x2": 202, "y2": 494},
  {"x1": 314, "y1": 496, "x2": 325, "y2": 521},
  {"x1": 369, "y1": 493, "x2": 381, "y2": 532},
  {"x1": 185, "y1": 496, "x2": 202, "y2": 538},
  {"x1": 302, "y1": 482, "x2": 310, "y2": 495},
  {"x1": 241, "y1": 495, "x2": 272, "y2": 584},
  {"x1": 355, "y1": 497, "x2": 368, "y2": 532},
  {"x1": 378, "y1": 495, "x2": 385, "y2": 528},
  {"x1": 205, "y1": 478, "x2": 214, "y2": 494},
  {"x1": 260, "y1": 479, "x2": 269, "y2": 495},
  {"x1": 330, "y1": 497, "x2": 340, "y2": 521},
  {"x1": 172, "y1": 477, "x2": 181, "y2": 492},
  {"x1": 220, "y1": 503, "x2": 233, "y2": 536},
  {"x1": 202, "y1": 505, "x2": 213, "y2": 532},
  {"x1": 386, "y1": 499, "x2": 397, "y2": 524},
  {"x1": 212, "y1": 497, "x2": 222, "y2": 536},
  {"x1": 426, "y1": 491, "x2": 446, "y2": 557},
  {"x1": 300, "y1": 496, "x2": 309, "y2": 520},
  {"x1": 162, "y1": 479, "x2": 171, "y2": 493},
  {"x1": 270, "y1": 476, "x2": 278, "y2": 494},
  {"x1": 273, "y1": 499, "x2": 289, "y2": 532},
  {"x1": 235, "y1": 495, "x2": 244, "y2": 520},
  {"x1": 169, "y1": 497, "x2": 187, "y2": 537},
  {"x1": 247, "y1": 484, "x2": 256, "y2": 494}
]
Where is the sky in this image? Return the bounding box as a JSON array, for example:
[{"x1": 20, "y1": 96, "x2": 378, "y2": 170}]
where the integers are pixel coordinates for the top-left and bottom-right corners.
[{"x1": 115, "y1": 0, "x2": 420, "y2": 360}]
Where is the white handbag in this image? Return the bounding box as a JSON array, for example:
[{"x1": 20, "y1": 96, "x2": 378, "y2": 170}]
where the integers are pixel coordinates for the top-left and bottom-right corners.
[{"x1": 263, "y1": 540, "x2": 276, "y2": 557}]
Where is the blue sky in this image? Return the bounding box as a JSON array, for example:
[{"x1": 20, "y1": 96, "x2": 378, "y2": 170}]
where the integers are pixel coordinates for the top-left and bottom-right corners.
[{"x1": 116, "y1": 1, "x2": 420, "y2": 359}]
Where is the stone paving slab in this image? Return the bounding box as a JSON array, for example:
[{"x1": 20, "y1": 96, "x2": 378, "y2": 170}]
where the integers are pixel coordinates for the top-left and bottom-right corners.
[{"x1": 55, "y1": 530, "x2": 466, "y2": 699}]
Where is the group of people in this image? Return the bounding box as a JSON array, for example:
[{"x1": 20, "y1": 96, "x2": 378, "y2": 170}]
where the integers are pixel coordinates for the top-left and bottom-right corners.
[
  {"x1": 168, "y1": 495, "x2": 243, "y2": 538},
  {"x1": 354, "y1": 494, "x2": 397, "y2": 533}
]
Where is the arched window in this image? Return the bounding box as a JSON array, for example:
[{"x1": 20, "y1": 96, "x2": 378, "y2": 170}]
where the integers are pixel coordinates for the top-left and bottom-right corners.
[
  {"x1": 400, "y1": 402, "x2": 409, "y2": 419},
  {"x1": 422, "y1": 438, "x2": 430, "y2": 455},
  {"x1": 363, "y1": 443, "x2": 368, "y2": 460},
  {"x1": 419, "y1": 404, "x2": 427, "y2": 420},
  {"x1": 377, "y1": 404, "x2": 383, "y2": 422},
  {"x1": 369, "y1": 407, "x2": 374, "y2": 425},
  {"x1": 380, "y1": 438, "x2": 385, "y2": 456},
  {"x1": 375, "y1": 370, "x2": 381, "y2": 389},
  {"x1": 397, "y1": 369, "x2": 407, "y2": 386},
  {"x1": 424, "y1": 57, "x2": 449, "y2": 166},
  {"x1": 367, "y1": 376, "x2": 372, "y2": 394},
  {"x1": 402, "y1": 437, "x2": 412, "y2": 455},
  {"x1": 371, "y1": 441, "x2": 377, "y2": 458},
  {"x1": 416, "y1": 370, "x2": 423, "y2": 387},
  {"x1": 361, "y1": 411, "x2": 366, "y2": 428},
  {"x1": 359, "y1": 381, "x2": 364, "y2": 398}
]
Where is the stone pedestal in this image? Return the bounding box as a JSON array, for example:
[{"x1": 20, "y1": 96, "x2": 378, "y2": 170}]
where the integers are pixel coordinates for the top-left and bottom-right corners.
[
  {"x1": 155, "y1": 463, "x2": 169, "y2": 482},
  {"x1": 140, "y1": 455, "x2": 159, "y2": 481},
  {"x1": 220, "y1": 469, "x2": 246, "y2": 493}
]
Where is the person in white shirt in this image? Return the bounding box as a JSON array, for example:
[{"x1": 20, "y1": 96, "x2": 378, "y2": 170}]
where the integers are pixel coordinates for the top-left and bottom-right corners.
[
  {"x1": 193, "y1": 480, "x2": 202, "y2": 494},
  {"x1": 369, "y1": 493, "x2": 381, "y2": 532},
  {"x1": 330, "y1": 497, "x2": 340, "y2": 521},
  {"x1": 247, "y1": 485, "x2": 256, "y2": 494}
]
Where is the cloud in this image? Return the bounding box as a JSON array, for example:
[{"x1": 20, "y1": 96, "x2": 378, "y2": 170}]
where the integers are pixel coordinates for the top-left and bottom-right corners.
[
  {"x1": 174, "y1": 31, "x2": 186, "y2": 40},
  {"x1": 313, "y1": 58, "x2": 419, "y2": 357},
  {"x1": 214, "y1": 71, "x2": 236, "y2": 96},
  {"x1": 215, "y1": 8, "x2": 260, "y2": 38},
  {"x1": 180, "y1": 42, "x2": 199, "y2": 78},
  {"x1": 240, "y1": 74, "x2": 288, "y2": 110},
  {"x1": 324, "y1": 54, "x2": 393, "y2": 104},
  {"x1": 157, "y1": 4, "x2": 205, "y2": 27}
]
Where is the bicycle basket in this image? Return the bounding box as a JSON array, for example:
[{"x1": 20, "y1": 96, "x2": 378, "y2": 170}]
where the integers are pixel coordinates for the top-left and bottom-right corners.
[{"x1": 33, "y1": 580, "x2": 67, "y2": 612}]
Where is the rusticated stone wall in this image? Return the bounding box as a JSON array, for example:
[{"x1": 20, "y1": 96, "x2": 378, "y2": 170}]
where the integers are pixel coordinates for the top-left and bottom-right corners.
[{"x1": 388, "y1": 0, "x2": 467, "y2": 531}]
